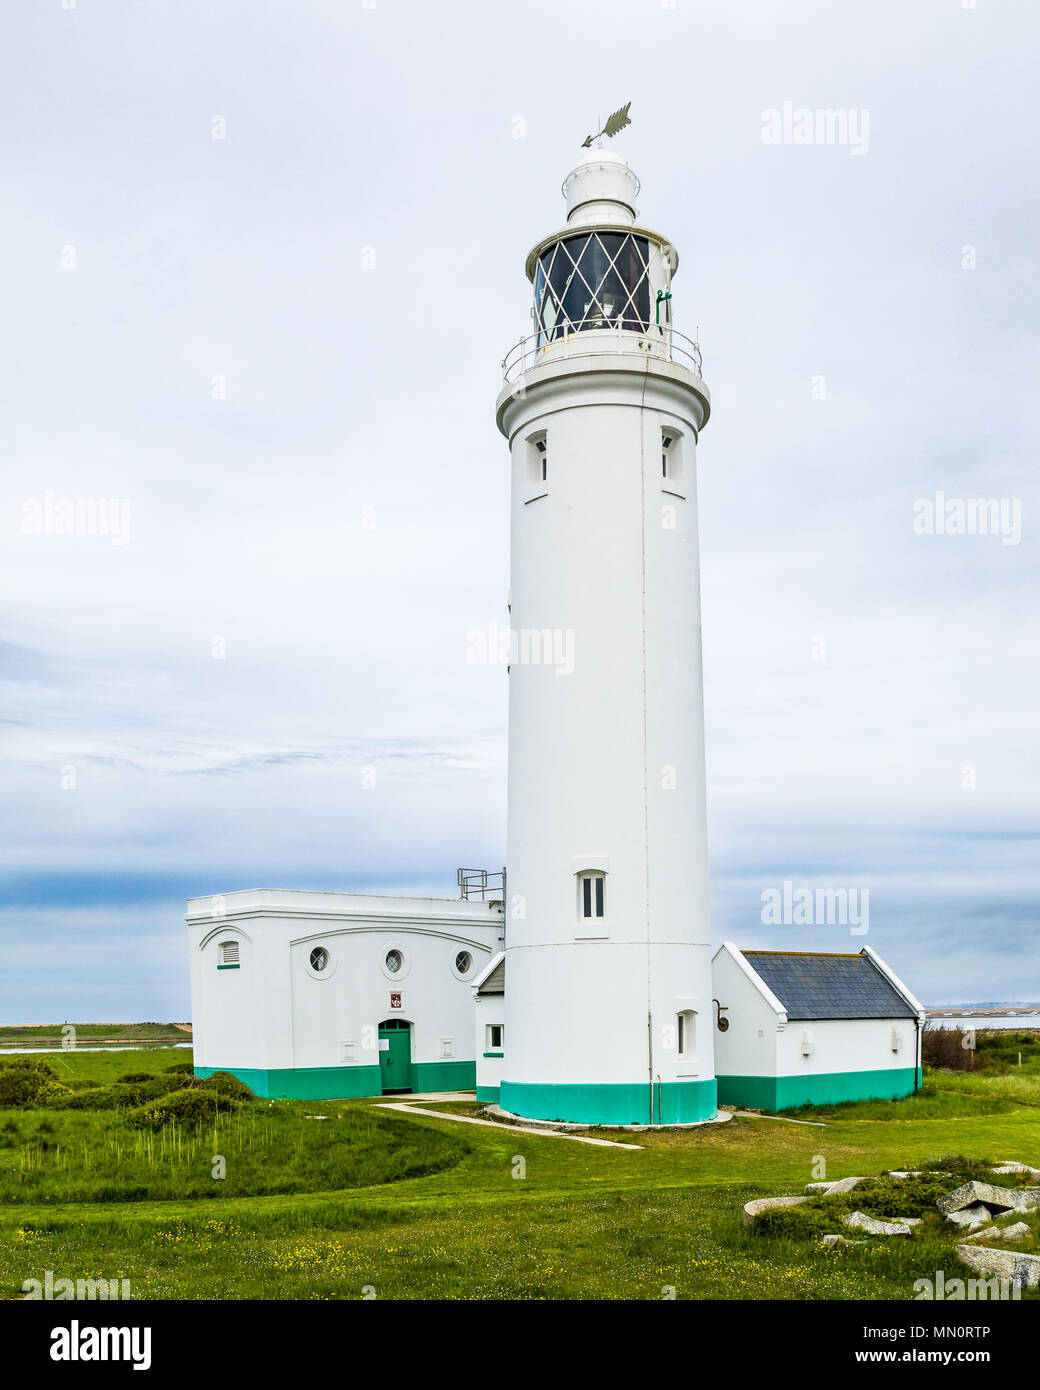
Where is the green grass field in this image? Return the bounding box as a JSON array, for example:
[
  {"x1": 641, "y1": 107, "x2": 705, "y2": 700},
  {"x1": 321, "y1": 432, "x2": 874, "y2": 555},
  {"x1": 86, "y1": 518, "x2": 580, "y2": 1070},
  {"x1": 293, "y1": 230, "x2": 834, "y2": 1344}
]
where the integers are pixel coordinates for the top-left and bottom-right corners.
[
  {"x1": 0, "y1": 1024, "x2": 190, "y2": 1047},
  {"x1": 1, "y1": 1051, "x2": 1038, "y2": 1300}
]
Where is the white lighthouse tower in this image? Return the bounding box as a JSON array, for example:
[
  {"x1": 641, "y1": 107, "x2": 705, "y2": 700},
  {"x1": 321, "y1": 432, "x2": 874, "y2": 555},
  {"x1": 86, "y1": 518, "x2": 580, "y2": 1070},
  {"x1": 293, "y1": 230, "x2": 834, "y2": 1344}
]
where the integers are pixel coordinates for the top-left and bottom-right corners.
[{"x1": 494, "y1": 139, "x2": 715, "y2": 1126}]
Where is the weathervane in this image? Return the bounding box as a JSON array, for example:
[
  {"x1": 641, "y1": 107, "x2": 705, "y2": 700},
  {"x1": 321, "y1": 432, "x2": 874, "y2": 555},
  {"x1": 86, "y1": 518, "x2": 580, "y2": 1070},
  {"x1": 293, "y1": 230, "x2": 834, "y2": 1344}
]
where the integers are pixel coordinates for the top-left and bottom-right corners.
[{"x1": 581, "y1": 101, "x2": 632, "y2": 149}]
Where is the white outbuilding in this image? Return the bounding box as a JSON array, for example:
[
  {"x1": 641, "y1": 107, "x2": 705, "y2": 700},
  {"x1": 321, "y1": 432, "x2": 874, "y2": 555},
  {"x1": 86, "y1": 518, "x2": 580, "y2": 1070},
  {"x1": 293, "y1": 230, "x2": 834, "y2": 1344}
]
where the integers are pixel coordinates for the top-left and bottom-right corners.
[
  {"x1": 711, "y1": 943, "x2": 926, "y2": 1112},
  {"x1": 186, "y1": 889, "x2": 503, "y2": 1098}
]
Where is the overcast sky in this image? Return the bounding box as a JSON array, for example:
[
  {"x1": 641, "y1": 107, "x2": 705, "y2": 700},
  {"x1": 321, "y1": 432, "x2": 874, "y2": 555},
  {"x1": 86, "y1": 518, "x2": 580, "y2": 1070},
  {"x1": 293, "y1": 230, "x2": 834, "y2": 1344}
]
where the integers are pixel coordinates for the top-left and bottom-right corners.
[{"x1": 2, "y1": 0, "x2": 1037, "y2": 1022}]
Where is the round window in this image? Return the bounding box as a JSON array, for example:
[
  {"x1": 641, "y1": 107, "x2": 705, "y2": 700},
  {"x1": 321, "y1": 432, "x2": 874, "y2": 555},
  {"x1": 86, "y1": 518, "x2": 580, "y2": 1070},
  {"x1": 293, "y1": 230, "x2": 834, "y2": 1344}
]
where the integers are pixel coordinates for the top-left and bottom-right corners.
[
  {"x1": 385, "y1": 949, "x2": 403, "y2": 974},
  {"x1": 455, "y1": 950, "x2": 472, "y2": 974},
  {"x1": 310, "y1": 946, "x2": 329, "y2": 972}
]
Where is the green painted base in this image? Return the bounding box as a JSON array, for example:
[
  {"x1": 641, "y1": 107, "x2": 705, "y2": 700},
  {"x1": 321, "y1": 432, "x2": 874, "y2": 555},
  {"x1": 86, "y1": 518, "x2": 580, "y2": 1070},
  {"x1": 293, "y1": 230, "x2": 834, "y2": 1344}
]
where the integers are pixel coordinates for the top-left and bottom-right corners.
[
  {"x1": 716, "y1": 1066, "x2": 922, "y2": 1112},
  {"x1": 411, "y1": 1061, "x2": 476, "y2": 1092},
  {"x1": 194, "y1": 1061, "x2": 476, "y2": 1100},
  {"x1": 475, "y1": 1085, "x2": 500, "y2": 1104},
  {"x1": 500, "y1": 1078, "x2": 717, "y2": 1126}
]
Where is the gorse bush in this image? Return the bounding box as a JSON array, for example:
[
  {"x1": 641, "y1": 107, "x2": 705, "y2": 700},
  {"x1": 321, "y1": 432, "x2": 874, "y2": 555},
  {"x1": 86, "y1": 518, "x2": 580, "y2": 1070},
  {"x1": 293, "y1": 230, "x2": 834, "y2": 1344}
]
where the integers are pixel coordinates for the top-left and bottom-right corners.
[
  {"x1": 0, "y1": 1059, "x2": 57, "y2": 1107},
  {"x1": 129, "y1": 1087, "x2": 243, "y2": 1130},
  {"x1": 198, "y1": 1071, "x2": 254, "y2": 1101}
]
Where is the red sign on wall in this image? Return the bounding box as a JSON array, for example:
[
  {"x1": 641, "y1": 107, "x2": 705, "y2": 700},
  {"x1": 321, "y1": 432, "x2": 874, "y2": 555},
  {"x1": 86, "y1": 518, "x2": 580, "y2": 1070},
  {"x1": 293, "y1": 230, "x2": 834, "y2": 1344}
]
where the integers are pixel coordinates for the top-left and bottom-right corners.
[{"x1": 389, "y1": 992, "x2": 403, "y2": 1010}]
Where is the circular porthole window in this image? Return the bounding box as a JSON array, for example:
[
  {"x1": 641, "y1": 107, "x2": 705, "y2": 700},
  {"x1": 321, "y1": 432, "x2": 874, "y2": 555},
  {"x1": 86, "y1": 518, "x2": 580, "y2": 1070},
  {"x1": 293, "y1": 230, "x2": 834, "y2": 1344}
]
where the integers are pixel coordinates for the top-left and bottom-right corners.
[
  {"x1": 455, "y1": 950, "x2": 472, "y2": 974},
  {"x1": 385, "y1": 948, "x2": 403, "y2": 974},
  {"x1": 310, "y1": 946, "x2": 329, "y2": 972}
]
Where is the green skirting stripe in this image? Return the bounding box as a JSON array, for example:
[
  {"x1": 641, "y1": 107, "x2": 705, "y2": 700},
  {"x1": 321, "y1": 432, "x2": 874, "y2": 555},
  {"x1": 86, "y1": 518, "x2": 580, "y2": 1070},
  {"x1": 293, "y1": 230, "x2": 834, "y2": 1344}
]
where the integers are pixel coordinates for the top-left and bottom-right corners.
[
  {"x1": 475, "y1": 1085, "x2": 500, "y2": 1104},
  {"x1": 410, "y1": 1061, "x2": 476, "y2": 1092},
  {"x1": 716, "y1": 1066, "x2": 922, "y2": 1112},
  {"x1": 500, "y1": 1078, "x2": 717, "y2": 1126},
  {"x1": 194, "y1": 1061, "x2": 476, "y2": 1100}
]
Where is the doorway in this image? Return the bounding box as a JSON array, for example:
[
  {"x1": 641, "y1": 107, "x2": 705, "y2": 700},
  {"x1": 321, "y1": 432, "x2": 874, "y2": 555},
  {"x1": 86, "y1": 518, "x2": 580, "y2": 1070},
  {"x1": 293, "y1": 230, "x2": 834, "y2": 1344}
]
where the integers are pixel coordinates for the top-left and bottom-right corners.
[{"x1": 378, "y1": 1018, "x2": 413, "y2": 1094}]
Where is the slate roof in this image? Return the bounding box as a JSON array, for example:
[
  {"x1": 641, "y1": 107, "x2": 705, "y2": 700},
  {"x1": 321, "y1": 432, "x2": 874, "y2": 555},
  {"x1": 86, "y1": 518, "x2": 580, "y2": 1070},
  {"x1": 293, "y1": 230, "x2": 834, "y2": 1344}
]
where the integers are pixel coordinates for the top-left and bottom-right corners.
[
  {"x1": 476, "y1": 956, "x2": 505, "y2": 996},
  {"x1": 740, "y1": 950, "x2": 916, "y2": 1020}
]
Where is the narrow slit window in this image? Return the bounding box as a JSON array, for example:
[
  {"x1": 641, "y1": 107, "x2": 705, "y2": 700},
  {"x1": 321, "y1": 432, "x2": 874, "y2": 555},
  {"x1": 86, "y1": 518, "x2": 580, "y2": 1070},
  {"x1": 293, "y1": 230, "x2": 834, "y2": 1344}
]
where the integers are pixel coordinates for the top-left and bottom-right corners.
[
  {"x1": 578, "y1": 871, "x2": 605, "y2": 920},
  {"x1": 527, "y1": 431, "x2": 548, "y2": 489},
  {"x1": 661, "y1": 430, "x2": 682, "y2": 483}
]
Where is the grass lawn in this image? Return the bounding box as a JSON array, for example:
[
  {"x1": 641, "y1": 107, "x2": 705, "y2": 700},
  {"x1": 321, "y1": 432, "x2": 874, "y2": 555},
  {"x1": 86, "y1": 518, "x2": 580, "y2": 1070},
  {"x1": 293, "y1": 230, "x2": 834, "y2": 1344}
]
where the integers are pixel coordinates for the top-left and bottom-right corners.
[
  {"x1": 1, "y1": 1053, "x2": 1038, "y2": 1300},
  {"x1": 0, "y1": 1024, "x2": 190, "y2": 1047}
]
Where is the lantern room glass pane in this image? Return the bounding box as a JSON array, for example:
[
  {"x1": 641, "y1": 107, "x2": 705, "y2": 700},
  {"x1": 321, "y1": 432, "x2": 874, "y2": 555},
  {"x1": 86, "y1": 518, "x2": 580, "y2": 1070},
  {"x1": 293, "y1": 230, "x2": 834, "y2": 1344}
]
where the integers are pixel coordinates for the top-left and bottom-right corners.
[{"x1": 535, "y1": 233, "x2": 652, "y2": 343}]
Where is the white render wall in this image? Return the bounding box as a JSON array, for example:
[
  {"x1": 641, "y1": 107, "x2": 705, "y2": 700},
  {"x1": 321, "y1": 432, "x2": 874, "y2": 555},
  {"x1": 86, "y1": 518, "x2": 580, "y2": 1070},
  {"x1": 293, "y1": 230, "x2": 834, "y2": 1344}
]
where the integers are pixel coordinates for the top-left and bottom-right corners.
[
  {"x1": 775, "y1": 1017, "x2": 919, "y2": 1077},
  {"x1": 711, "y1": 944, "x2": 785, "y2": 1077},
  {"x1": 186, "y1": 890, "x2": 503, "y2": 1078},
  {"x1": 497, "y1": 349, "x2": 714, "y2": 1095}
]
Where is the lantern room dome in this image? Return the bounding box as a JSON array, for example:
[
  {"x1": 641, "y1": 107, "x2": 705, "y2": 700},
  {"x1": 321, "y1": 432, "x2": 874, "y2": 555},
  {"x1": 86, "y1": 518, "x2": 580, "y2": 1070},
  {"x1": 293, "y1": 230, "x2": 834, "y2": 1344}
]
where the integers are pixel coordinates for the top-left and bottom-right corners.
[{"x1": 562, "y1": 150, "x2": 640, "y2": 226}]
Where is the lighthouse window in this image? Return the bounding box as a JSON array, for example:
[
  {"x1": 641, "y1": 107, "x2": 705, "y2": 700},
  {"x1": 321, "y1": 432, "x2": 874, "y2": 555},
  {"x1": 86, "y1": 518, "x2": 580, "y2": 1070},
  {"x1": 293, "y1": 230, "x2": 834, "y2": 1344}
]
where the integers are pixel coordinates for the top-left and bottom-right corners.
[
  {"x1": 578, "y1": 871, "x2": 605, "y2": 919},
  {"x1": 535, "y1": 233, "x2": 651, "y2": 344},
  {"x1": 661, "y1": 430, "x2": 683, "y2": 487},
  {"x1": 527, "y1": 432, "x2": 548, "y2": 485},
  {"x1": 677, "y1": 1010, "x2": 696, "y2": 1059}
]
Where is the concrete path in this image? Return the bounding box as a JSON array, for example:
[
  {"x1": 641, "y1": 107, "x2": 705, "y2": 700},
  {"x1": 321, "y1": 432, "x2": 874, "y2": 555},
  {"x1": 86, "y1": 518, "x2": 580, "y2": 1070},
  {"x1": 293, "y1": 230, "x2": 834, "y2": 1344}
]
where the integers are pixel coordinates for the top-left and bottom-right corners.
[
  {"x1": 375, "y1": 1101, "x2": 643, "y2": 1149},
  {"x1": 730, "y1": 1109, "x2": 828, "y2": 1127}
]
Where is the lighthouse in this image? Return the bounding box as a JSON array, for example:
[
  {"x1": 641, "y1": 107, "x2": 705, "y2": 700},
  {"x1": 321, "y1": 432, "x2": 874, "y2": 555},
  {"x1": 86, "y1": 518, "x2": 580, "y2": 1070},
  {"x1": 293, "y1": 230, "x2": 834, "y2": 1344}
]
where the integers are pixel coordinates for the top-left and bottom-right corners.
[{"x1": 494, "y1": 139, "x2": 716, "y2": 1126}]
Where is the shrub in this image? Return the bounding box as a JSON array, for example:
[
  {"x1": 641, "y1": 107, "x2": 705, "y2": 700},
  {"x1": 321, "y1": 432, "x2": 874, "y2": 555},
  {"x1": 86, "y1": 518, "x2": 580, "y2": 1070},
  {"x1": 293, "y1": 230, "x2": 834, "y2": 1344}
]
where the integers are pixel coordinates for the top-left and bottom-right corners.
[
  {"x1": 37, "y1": 1082, "x2": 72, "y2": 1104},
  {"x1": 128, "y1": 1087, "x2": 242, "y2": 1130},
  {"x1": 163, "y1": 1061, "x2": 195, "y2": 1075},
  {"x1": 0, "y1": 1059, "x2": 57, "y2": 1107},
  {"x1": 116, "y1": 1071, "x2": 153, "y2": 1084},
  {"x1": 922, "y1": 1029, "x2": 977, "y2": 1071},
  {"x1": 917, "y1": 1154, "x2": 997, "y2": 1183},
  {"x1": 199, "y1": 1071, "x2": 254, "y2": 1100}
]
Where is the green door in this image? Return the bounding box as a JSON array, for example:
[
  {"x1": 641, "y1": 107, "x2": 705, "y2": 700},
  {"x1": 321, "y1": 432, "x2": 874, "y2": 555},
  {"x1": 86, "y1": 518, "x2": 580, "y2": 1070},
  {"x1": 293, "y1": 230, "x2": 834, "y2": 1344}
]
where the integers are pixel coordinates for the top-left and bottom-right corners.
[{"x1": 378, "y1": 1020, "x2": 413, "y2": 1094}]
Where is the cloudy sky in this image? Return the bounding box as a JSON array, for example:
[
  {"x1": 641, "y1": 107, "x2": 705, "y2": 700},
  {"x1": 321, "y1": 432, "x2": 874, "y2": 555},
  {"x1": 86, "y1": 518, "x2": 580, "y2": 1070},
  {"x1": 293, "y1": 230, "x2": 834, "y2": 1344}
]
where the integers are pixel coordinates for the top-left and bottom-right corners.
[{"x1": 2, "y1": 0, "x2": 1037, "y2": 1022}]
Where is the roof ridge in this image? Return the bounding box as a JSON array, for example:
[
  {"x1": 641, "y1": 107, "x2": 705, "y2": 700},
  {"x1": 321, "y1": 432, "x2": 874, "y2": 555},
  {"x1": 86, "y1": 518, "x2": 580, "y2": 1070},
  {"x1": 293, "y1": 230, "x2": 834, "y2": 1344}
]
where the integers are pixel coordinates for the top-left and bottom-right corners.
[{"x1": 741, "y1": 949, "x2": 864, "y2": 959}]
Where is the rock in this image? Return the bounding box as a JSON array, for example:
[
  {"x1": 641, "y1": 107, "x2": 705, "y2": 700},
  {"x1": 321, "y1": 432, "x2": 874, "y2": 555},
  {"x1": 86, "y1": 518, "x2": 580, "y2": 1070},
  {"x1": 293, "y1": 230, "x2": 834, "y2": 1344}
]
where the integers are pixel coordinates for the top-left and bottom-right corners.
[
  {"x1": 804, "y1": 1175, "x2": 866, "y2": 1196},
  {"x1": 945, "y1": 1203, "x2": 994, "y2": 1229},
  {"x1": 893, "y1": 1217, "x2": 923, "y2": 1226},
  {"x1": 994, "y1": 1162, "x2": 1040, "y2": 1178},
  {"x1": 963, "y1": 1222, "x2": 1033, "y2": 1244},
  {"x1": 821, "y1": 1234, "x2": 866, "y2": 1249},
  {"x1": 955, "y1": 1244, "x2": 1040, "y2": 1289},
  {"x1": 886, "y1": 1170, "x2": 923, "y2": 1179},
  {"x1": 843, "y1": 1211, "x2": 913, "y2": 1236},
  {"x1": 937, "y1": 1181, "x2": 1038, "y2": 1217},
  {"x1": 961, "y1": 1225, "x2": 1002, "y2": 1243},
  {"x1": 743, "y1": 1195, "x2": 811, "y2": 1226}
]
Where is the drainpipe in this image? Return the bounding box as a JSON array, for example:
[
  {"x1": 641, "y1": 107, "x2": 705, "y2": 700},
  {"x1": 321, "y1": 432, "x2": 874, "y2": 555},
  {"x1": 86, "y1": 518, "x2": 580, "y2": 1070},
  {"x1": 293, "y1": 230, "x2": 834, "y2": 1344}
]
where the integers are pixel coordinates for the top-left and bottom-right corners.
[
  {"x1": 647, "y1": 1012, "x2": 654, "y2": 1125},
  {"x1": 914, "y1": 1016, "x2": 922, "y2": 1092}
]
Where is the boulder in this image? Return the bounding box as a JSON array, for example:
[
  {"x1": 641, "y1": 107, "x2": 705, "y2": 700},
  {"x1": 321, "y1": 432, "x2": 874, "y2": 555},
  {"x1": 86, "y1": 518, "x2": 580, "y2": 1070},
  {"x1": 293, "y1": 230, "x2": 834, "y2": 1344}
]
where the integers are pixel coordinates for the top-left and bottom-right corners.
[
  {"x1": 804, "y1": 1176, "x2": 866, "y2": 1196},
  {"x1": 945, "y1": 1203, "x2": 994, "y2": 1229},
  {"x1": 886, "y1": 1170, "x2": 923, "y2": 1179},
  {"x1": 937, "y1": 1181, "x2": 1038, "y2": 1217},
  {"x1": 743, "y1": 1194, "x2": 811, "y2": 1226},
  {"x1": 821, "y1": 1234, "x2": 865, "y2": 1249},
  {"x1": 955, "y1": 1244, "x2": 1040, "y2": 1289},
  {"x1": 843, "y1": 1211, "x2": 913, "y2": 1236},
  {"x1": 994, "y1": 1162, "x2": 1040, "y2": 1179},
  {"x1": 962, "y1": 1222, "x2": 1033, "y2": 1244}
]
